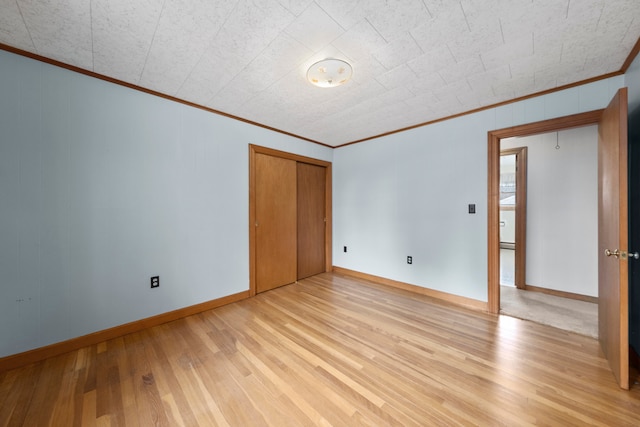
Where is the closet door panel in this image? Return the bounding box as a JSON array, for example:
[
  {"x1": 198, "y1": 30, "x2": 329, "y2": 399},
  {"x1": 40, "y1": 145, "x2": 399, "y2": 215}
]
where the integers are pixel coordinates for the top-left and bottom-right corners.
[
  {"x1": 297, "y1": 162, "x2": 326, "y2": 279},
  {"x1": 255, "y1": 153, "x2": 297, "y2": 292}
]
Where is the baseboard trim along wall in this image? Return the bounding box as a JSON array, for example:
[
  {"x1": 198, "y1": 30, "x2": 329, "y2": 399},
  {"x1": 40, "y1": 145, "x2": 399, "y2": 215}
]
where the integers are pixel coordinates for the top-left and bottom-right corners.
[
  {"x1": 0, "y1": 290, "x2": 250, "y2": 373},
  {"x1": 332, "y1": 266, "x2": 488, "y2": 312},
  {"x1": 524, "y1": 284, "x2": 598, "y2": 304}
]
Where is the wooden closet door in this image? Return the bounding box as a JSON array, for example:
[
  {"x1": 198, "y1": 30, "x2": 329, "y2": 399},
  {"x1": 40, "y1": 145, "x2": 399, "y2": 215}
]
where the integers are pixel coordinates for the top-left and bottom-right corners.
[
  {"x1": 297, "y1": 162, "x2": 326, "y2": 280},
  {"x1": 255, "y1": 153, "x2": 297, "y2": 292}
]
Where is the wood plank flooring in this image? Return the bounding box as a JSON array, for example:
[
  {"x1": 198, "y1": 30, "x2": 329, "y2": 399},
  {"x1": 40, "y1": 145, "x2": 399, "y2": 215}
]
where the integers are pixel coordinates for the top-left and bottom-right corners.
[{"x1": 1, "y1": 272, "x2": 640, "y2": 426}]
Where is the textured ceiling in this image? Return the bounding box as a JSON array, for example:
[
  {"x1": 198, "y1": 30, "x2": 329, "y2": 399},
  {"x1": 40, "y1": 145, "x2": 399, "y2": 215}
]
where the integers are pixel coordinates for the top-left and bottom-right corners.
[{"x1": 1, "y1": 0, "x2": 639, "y2": 147}]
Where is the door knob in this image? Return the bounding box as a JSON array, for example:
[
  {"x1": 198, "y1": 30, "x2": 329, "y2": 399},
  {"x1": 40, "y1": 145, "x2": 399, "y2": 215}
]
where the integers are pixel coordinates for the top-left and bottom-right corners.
[
  {"x1": 605, "y1": 248, "x2": 620, "y2": 258},
  {"x1": 630, "y1": 252, "x2": 640, "y2": 260}
]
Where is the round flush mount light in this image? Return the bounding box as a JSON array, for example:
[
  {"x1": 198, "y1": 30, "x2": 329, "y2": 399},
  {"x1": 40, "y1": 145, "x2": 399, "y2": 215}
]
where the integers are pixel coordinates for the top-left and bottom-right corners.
[{"x1": 306, "y1": 58, "x2": 353, "y2": 88}]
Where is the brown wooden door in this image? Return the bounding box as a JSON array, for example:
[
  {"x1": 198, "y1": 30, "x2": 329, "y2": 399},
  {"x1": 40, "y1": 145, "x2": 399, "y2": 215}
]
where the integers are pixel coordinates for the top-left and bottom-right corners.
[
  {"x1": 255, "y1": 153, "x2": 297, "y2": 293},
  {"x1": 297, "y1": 162, "x2": 326, "y2": 279},
  {"x1": 598, "y1": 87, "x2": 629, "y2": 389}
]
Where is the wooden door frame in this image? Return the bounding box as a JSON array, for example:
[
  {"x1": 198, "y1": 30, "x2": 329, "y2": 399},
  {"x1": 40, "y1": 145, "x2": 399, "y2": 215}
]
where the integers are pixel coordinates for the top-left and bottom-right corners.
[
  {"x1": 487, "y1": 110, "x2": 603, "y2": 314},
  {"x1": 249, "y1": 144, "x2": 332, "y2": 297},
  {"x1": 500, "y1": 147, "x2": 527, "y2": 290}
]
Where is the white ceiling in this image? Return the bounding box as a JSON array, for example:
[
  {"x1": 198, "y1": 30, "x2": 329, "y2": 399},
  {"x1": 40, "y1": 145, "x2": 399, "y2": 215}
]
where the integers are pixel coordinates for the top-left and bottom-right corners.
[{"x1": 1, "y1": 0, "x2": 639, "y2": 147}]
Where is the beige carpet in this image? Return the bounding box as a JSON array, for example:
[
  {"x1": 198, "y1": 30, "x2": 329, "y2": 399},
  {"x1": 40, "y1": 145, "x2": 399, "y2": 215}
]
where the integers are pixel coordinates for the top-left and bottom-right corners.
[{"x1": 500, "y1": 286, "x2": 598, "y2": 338}]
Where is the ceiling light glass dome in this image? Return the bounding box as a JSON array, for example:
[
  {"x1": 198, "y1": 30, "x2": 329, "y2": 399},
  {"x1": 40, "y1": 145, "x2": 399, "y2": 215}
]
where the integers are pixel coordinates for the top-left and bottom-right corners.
[{"x1": 306, "y1": 58, "x2": 353, "y2": 88}]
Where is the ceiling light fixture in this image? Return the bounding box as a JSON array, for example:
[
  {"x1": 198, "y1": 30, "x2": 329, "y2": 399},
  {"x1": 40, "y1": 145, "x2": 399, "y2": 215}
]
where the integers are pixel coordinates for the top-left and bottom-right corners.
[{"x1": 306, "y1": 58, "x2": 353, "y2": 88}]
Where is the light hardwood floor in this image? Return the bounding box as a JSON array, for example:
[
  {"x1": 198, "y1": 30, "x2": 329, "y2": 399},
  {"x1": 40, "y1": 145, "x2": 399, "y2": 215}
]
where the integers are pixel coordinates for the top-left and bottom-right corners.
[{"x1": 1, "y1": 272, "x2": 639, "y2": 426}]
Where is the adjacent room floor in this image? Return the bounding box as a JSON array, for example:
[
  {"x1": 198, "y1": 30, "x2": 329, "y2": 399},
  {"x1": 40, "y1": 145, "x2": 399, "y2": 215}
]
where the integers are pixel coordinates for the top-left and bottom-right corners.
[
  {"x1": 499, "y1": 248, "x2": 597, "y2": 338},
  {"x1": 500, "y1": 285, "x2": 598, "y2": 338}
]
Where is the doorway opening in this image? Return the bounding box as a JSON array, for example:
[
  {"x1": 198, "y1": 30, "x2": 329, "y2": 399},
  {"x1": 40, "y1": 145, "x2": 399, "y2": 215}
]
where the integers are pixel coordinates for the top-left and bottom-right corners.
[
  {"x1": 498, "y1": 130, "x2": 600, "y2": 338},
  {"x1": 487, "y1": 110, "x2": 603, "y2": 314}
]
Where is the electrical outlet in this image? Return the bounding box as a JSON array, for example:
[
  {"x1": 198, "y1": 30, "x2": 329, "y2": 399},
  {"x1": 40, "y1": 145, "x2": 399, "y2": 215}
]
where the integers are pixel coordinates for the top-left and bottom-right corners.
[
  {"x1": 344, "y1": 246, "x2": 347, "y2": 253},
  {"x1": 151, "y1": 276, "x2": 159, "y2": 288},
  {"x1": 407, "y1": 256, "x2": 412, "y2": 264}
]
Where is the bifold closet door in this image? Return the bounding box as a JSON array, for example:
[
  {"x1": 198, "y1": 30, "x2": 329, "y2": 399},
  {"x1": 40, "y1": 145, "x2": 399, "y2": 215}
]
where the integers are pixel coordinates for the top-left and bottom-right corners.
[
  {"x1": 255, "y1": 153, "x2": 297, "y2": 293},
  {"x1": 297, "y1": 162, "x2": 326, "y2": 280}
]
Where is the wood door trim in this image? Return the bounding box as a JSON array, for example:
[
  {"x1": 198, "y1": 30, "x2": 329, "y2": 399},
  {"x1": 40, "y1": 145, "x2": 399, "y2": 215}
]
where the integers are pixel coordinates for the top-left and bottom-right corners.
[
  {"x1": 500, "y1": 147, "x2": 527, "y2": 290},
  {"x1": 249, "y1": 145, "x2": 332, "y2": 296},
  {"x1": 487, "y1": 110, "x2": 603, "y2": 314}
]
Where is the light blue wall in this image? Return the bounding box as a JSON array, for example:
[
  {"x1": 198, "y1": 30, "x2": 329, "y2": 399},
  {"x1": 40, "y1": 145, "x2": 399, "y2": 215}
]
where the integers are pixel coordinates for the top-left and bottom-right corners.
[
  {"x1": 0, "y1": 49, "x2": 332, "y2": 358},
  {"x1": 333, "y1": 76, "x2": 625, "y2": 302},
  {"x1": 1, "y1": 43, "x2": 636, "y2": 358}
]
